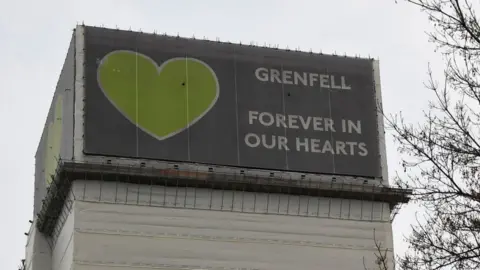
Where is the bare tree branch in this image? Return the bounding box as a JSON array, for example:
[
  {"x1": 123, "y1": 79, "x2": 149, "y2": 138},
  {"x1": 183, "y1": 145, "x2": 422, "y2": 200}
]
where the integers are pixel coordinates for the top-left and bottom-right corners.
[
  {"x1": 368, "y1": 1, "x2": 480, "y2": 269},
  {"x1": 365, "y1": 229, "x2": 395, "y2": 270}
]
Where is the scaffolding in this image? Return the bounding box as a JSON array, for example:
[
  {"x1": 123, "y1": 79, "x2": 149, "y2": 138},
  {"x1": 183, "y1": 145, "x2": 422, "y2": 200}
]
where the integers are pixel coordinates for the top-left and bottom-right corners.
[{"x1": 36, "y1": 159, "x2": 412, "y2": 236}]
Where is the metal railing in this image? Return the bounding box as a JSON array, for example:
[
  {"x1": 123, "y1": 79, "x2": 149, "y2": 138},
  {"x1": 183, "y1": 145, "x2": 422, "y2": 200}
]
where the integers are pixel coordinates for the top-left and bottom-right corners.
[{"x1": 36, "y1": 158, "x2": 413, "y2": 236}]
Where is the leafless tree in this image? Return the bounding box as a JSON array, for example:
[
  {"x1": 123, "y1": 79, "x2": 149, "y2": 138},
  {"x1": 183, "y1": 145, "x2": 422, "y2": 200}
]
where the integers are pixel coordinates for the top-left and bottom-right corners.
[
  {"x1": 372, "y1": 0, "x2": 480, "y2": 269},
  {"x1": 364, "y1": 230, "x2": 394, "y2": 270}
]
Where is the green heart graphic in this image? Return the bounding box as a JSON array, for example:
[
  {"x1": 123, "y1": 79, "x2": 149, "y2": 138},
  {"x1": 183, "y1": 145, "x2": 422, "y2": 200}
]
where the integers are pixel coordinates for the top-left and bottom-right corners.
[
  {"x1": 97, "y1": 50, "x2": 220, "y2": 140},
  {"x1": 45, "y1": 95, "x2": 63, "y2": 186}
]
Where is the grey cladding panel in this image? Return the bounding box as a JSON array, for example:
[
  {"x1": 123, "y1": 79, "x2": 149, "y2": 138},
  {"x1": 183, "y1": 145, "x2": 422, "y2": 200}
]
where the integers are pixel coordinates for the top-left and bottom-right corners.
[{"x1": 34, "y1": 32, "x2": 75, "y2": 217}]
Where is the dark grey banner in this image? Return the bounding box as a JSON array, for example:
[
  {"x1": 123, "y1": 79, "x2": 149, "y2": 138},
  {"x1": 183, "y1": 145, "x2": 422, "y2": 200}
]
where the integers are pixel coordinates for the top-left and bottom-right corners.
[
  {"x1": 34, "y1": 33, "x2": 75, "y2": 216},
  {"x1": 83, "y1": 27, "x2": 381, "y2": 178}
]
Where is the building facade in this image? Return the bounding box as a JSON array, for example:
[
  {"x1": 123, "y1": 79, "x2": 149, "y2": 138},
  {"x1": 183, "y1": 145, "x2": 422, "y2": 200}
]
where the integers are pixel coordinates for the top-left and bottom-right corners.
[{"x1": 23, "y1": 25, "x2": 410, "y2": 270}]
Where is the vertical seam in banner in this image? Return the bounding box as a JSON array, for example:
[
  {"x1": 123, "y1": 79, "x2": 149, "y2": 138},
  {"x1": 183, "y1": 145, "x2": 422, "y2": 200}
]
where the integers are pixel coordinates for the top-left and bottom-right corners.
[
  {"x1": 135, "y1": 48, "x2": 139, "y2": 157},
  {"x1": 186, "y1": 54, "x2": 191, "y2": 161},
  {"x1": 233, "y1": 47, "x2": 241, "y2": 165},
  {"x1": 327, "y1": 89, "x2": 336, "y2": 173},
  {"x1": 280, "y1": 63, "x2": 289, "y2": 170}
]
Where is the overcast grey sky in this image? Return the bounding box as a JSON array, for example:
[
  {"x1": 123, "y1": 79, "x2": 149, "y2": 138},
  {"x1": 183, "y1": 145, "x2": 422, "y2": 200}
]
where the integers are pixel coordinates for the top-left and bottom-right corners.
[{"x1": 0, "y1": 0, "x2": 443, "y2": 269}]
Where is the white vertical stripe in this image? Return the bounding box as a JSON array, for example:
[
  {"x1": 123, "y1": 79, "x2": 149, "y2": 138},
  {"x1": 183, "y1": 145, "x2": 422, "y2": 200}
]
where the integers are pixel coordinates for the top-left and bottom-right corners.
[
  {"x1": 135, "y1": 49, "x2": 139, "y2": 157},
  {"x1": 233, "y1": 47, "x2": 241, "y2": 165},
  {"x1": 327, "y1": 90, "x2": 336, "y2": 173},
  {"x1": 280, "y1": 64, "x2": 289, "y2": 170},
  {"x1": 186, "y1": 55, "x2": 191, "y2": 161}
]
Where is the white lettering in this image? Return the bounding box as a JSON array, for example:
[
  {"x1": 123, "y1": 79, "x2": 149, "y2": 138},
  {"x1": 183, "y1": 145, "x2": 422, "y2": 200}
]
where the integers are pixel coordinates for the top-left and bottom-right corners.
[
  {"x1": 278, "y1": 136, "x2": 289, "y2": 151},
  {"x1": 313, "y1": 117, "x2": 324, "y2": 131},
  {"x1": 254, "y1": 68, "x2": 352, "y2": 90},
  {"x1": 325, "y1": 118, "x2": 336, "y2": 132},
  {"x1": 259, "y1": 112, "x2": 274, "y2": 126},
  {"x1": 299, "y1": 116, "x2": 311, "y2": 130},
  {"x1": 331, "y1": 75, "x2": 342, "y2": 89},
  {"x1": 345, "y1": 141, "x2": 357, "y2": 155},
  {"x1": 245, "y1": 133, "x2": 260, "y2": 148},
  {"x1": 243, "y1": 135, "x2": 369, "y2": 157},
  {"x1": 282, "y1": 70, "x2": 293, "y2": 84},
  {"x1": 341, "y1": 76, "x2": 351, "y2": 90},
  {"x1": 296, "y1": 137, "x2": 309, "y2": 152},
  {"x1": 311, "y1": 139, "x2": 322, "y2": 153},
  {"x1": 249, "y1": 111, "x2": 355, "y2": 134},
  {"x1": 288, "y1": 115, "x2": 299, "y2": 129},
  {"x1": 309, "y1": 73, "x2": 318, "y2": 87},
  {"x1": 246, "y1": 110, "x2": 368, "y2": 156},
  {"x1": 294, "y1": 72, "x2": 308, "y2": 86},
  {"x1": 245, "y1": 134, "x2": 292, "y2": 151},
  {"x1": 348, "y1": 120, "x2": 362, "y2": 134},
  {"x1": 358, "y1": 142, "x2": 368, "y2": 156},
  {"x1": 276, "y1": 114, "x2": 287, "y2": 128},
  {"x1": 248, "y1": 111, "x2": 259, "y2": 125},
  {"x1": 336, "y1": 141, "x2": 347, "y2": 155},
  {"x1": 320, "y1": 74, "x2": 330, "y2": 88},
  {"x1": 255, "y1": 68, "x2": 269, "y2": 82},
  {"x1": 271, "y1": 69, "x2": 282, "y2": 83},
  {"x1": 322, "y1": 140, "x2": 335, "y2": 154},
  {"x1": 262, "y1": 135, "x2": 276, "y2": 149},
  {"x1": 342, "y1": 119, "x2": 362, "y2": 134}
]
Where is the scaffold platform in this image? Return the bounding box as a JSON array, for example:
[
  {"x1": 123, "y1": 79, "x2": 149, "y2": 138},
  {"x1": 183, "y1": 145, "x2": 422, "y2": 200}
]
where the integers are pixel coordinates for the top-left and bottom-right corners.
[{"x1": 36, "y1": 159, "x2": 412, "y2": 236}]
